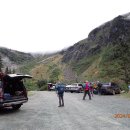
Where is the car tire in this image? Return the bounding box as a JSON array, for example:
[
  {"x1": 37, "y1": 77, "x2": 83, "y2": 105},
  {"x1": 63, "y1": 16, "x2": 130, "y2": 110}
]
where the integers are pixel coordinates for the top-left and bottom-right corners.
[
  {"x1": 112, "y1": 90, "x2": 115, "y2": 95},
  {"x1": 12, "y1": 104, "x2": 22, "y2": 110},
  {"x1": 77, "y1": 89, "x2": 81, "y2": 93},
  {"x1": 100, "y1": 92, "x2": 103, "y2": 95},
  {"x1": 118, "y1": 89, "x2": 121, "y2": 94}
]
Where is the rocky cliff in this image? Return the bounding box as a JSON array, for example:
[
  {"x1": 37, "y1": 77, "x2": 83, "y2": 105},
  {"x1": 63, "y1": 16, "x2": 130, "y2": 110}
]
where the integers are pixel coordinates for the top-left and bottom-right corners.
[{"x1": 62, "y1": 13, "x2": 130, "y2": 63}]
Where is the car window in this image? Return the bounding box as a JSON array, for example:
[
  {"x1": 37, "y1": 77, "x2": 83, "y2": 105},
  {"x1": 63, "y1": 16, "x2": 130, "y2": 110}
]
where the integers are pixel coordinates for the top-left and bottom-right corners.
[
  {"x1": 71, "y1": 83, "x2": 77, "y2": 86},
  {"x1": 78, "y1": 84, "x2": 82, "y2": 86}
]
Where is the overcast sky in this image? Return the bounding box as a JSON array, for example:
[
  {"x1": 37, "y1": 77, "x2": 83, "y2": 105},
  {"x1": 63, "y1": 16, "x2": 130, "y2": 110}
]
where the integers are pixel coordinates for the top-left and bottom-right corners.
[{"x1": 0, "y1": 0, "x2": 129, "y2": 53}]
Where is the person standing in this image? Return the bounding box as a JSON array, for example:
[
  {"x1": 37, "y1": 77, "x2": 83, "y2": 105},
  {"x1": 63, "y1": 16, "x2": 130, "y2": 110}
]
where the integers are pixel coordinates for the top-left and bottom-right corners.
[
  {"x1": 55, "y1": 82, "x2": 65, "y2": 107},
  {"x1": 89, "y1": 82, "x2": 94, "y2": 97},
  {"x1": 97, "y1": 81, "x2": 102, "y2": 95},
  {"x1": 83, "y1": 81, "x2": 91, "y2": 100}
]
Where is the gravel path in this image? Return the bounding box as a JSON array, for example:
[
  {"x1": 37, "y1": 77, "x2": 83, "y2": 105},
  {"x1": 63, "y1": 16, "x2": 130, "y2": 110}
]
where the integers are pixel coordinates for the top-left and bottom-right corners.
[{"x1": 0, "y1": 91, "x2": 130, "y2": 130}]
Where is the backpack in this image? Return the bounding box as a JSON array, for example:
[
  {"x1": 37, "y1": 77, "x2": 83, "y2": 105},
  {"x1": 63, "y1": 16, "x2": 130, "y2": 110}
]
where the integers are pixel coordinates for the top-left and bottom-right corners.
[
  {"x1": 56, "y1": 83, "x2": 65, "y2": 94},
  {"x1": 58, "y1": 86, "x2": 65, "y2": 94},
  {"x1": 85, "y1": 82, "x2": 89, "y2": 91}
]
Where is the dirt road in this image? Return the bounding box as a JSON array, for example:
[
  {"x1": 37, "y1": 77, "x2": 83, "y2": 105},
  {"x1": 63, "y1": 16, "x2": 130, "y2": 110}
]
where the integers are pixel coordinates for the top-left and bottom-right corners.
[{"x1": 0, "y1": 91, "x2": 130, "y2": 130}]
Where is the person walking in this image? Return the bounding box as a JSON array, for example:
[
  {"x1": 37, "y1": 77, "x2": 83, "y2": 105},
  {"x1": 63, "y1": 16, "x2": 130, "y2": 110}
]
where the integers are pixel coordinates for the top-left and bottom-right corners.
[
  {"x1": 83, "y1": 81, "x2": 91, "y2": 100},
  {"x1": 55, "y1": 82, "x2": 65, "y2": 107}
]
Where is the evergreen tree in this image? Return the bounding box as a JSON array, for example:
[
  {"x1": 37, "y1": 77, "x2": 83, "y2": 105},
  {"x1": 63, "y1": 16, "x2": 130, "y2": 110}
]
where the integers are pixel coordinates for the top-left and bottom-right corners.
[
  {"x1": 8, "y1": 68, "x2": 12, "y2": 74},
  {"x1": 12, "y1": 68, "x2": 15, "y2": 74},
  {"x1": 5, "y1": 67, "x2": 9, "y2": 74}
]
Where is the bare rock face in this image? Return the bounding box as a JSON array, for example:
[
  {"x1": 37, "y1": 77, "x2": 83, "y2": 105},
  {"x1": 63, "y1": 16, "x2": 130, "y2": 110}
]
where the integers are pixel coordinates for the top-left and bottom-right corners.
[
  {"x1": 2, "y1": 56, "x2": 18, "y2": 70},
  {"x1": 0, "y1": 47, "x2": 34, "y2": 70},
  {"x1": 62, "y1": 65, "x2": 77, "y2": 83}
]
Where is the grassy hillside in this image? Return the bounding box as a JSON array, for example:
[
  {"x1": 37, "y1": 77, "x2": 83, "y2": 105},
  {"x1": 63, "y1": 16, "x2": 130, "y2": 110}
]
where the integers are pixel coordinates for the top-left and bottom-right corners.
[{"x1": 30, "y1": 54, "x2": 63, "y2": 85}]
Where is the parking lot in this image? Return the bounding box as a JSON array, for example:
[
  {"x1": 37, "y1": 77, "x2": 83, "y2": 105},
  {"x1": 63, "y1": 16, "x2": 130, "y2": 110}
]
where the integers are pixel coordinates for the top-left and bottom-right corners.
[{"x1": 0, "y1": 91, "x2": 130, "y2": 130}]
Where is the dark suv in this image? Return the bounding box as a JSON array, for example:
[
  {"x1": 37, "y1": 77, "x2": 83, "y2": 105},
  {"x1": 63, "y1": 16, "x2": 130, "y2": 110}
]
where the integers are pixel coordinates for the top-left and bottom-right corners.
[
  {"x1": 100, "y1": 82, "x2": 121, "y2": 95},
  {"x1": 0, "y1": 73, "x2": 32, "y2": 110}
]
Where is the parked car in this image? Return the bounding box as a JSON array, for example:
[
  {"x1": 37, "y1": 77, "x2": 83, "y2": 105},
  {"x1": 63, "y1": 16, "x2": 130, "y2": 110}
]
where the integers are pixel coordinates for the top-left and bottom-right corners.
[
  {"x1": 47, "y1": 83, "x2": 56, "y2": 91},
  {"x1": 100, "y1": 82, "x2": 121, "y2": 95},
  {"x1": 65, "y1": 83, "x2": 83, "y2": 93},
  {"x1": 50, "y1": 84, "x2": 56, "y2": 91},
  {"x1": 0, "y1": 73, "x2": 32, "y2": 110}
]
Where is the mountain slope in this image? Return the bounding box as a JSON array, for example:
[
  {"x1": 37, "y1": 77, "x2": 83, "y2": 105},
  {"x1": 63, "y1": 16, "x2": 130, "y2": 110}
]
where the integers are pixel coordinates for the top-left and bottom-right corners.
[
  {"x1": 62, "y1": 13, "x2": 130, "y2": 63},
  {"x1": 21, "y1": 13, "x2": 130, "y2": 87}
]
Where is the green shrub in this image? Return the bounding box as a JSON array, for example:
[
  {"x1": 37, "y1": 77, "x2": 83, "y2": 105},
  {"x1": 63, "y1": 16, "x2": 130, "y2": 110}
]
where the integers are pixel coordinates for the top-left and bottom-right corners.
[
  {"x1": 121, "y1": 84, "x2": 129, "y2": 92},
  {"x1": 36, "y1": 79, "x2": 48, "y2": 91},
  {"x1": 24, "y1": 80, "x2": 37, "y2": 91}
]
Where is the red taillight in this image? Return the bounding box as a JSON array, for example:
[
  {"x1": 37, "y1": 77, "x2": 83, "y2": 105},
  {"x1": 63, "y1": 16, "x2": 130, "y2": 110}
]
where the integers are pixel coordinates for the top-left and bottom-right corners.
[{"x1": 0, "y1": 88, "x2": 3, "y2": 101}]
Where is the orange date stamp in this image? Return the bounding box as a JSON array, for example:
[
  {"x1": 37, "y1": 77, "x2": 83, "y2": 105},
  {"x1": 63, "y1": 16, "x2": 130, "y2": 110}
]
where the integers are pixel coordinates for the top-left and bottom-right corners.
[{"x1": 113, "y1": 114, "x2": 130, "y2": 118}]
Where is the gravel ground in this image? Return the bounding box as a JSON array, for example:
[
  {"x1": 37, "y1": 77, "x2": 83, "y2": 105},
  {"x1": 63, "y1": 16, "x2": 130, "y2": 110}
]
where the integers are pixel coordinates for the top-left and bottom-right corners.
[{"x1": 0, "y1": 91, "x2": 130, "y2": 130}]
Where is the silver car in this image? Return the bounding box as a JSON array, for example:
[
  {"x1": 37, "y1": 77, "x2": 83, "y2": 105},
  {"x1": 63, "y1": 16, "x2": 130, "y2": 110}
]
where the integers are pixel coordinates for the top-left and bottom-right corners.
[{"x1": 65, "y1": 83, "x2": 83, "y2": 93}]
